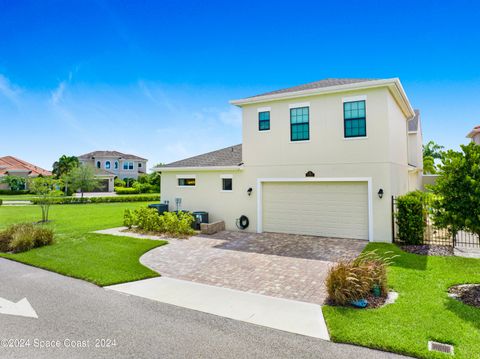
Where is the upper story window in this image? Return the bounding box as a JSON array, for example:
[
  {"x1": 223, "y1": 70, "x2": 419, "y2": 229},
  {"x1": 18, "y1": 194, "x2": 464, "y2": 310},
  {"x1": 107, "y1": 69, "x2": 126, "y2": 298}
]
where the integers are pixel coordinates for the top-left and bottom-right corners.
[
  {"x1": 96, "y1": 161, "x2": 101, "y2": 169},
  {"x1": 105, "y1": 161, "x2": 111, "y2": 169},
  {"x1": 344, "y1": 100, "x2": 366, "y2": 138},
  {"x1": 290, "y1": 106, "x2": 309, "y2": 141},
  {"x1": 138, "y1": 163, "x2": 142, "y2": 168},
  {"x1": 123, "y1": 161, "x2": 134, "y2": 170},
  {"x1": 258, "y1": 111, "x2": 270, "y2": 131},
  {"x1": 220, "y1": 175, "x2": 233, "y2": 191},
  {"x1": 114, "y1": 161, "x2": 119, "y2": 169}
]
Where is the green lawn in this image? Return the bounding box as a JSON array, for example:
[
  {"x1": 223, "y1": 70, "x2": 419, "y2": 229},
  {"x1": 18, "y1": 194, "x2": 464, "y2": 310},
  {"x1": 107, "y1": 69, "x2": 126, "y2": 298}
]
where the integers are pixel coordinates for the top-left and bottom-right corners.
[
  {"x1": 323, "y1": 243, "x2": 480, "y2": 359},
  {"x1": 0, "y1": 194, "x2": 41, "y2": 200},
  {"x1": 0, "y1": 202, "x2": 167, "y2": 286}
]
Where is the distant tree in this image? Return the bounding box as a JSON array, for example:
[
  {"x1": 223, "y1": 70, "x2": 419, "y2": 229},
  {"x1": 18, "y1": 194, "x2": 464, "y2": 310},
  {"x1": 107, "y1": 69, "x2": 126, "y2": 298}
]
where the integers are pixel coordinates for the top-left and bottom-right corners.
[
  {"x1": 431, "y1": 143, "x2": 480, "y2": 242},
  {"x1": 28, "y1": 177, "x2": 62, "y2": 222},
  {"x1": 423, "y1": 141, "x2": 445, "y2": 174},
  {"x1": 69, "y1": 165, "x2": 100, "y2": 199},
  {"x1": 52, "y1": 155, "x2": 79, "y2": 178},
  {"x1": 1, "y1": 175, "x2": 26, "y2": 191}
]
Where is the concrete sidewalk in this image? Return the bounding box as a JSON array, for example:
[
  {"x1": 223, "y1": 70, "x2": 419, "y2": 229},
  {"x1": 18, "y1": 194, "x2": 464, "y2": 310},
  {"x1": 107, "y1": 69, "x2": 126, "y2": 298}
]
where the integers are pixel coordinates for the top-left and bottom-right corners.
[{"x1": 106, "y1": 277, "x2": 330, "y2": 340}]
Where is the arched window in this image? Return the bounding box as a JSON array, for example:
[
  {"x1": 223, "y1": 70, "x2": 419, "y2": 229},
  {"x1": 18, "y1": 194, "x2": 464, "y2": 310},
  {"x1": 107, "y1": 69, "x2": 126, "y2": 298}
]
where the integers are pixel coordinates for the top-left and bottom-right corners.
[
  {"x1": 96, "y1": 161, "x2": 101, "y2": 169},
  {"x1": 114, "y1": 161, "x2": 119, "y2": 169},
  {"x1": 105, "y1": 161, "x2": 111, "y2": 169}
]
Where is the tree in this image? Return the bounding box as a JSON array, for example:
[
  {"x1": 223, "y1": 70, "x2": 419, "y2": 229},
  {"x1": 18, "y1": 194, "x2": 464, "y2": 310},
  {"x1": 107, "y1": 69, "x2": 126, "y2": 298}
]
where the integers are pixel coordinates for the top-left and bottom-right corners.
[
  {"x1": 0, "y1": 175, "x2": 26, "y2": 191},
  {"x1": 422, "y1": 141, "x2": 444, "y2": 174},
  {"x1": 28, "y1": 177, "x2": 62, "y2": 222},
  {"x1": 69, "y1": 165, "x2": 100, "y2": 199},
  {"x1": 52, "y1": 155, "x2": 79, "y2": 178},
  {"x1": 431, "y1": 142, "x2": 480, "y2": 242}
]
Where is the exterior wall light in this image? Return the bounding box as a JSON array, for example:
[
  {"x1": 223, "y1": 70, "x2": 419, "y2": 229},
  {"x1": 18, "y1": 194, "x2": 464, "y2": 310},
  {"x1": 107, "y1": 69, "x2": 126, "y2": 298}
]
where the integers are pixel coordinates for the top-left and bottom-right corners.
[
  {"x1": 247, "y1": 187, "x2": 253, "y2": 196},
  {"x1": 378, "y1": 188, "x2": 384, "y2": 199}
]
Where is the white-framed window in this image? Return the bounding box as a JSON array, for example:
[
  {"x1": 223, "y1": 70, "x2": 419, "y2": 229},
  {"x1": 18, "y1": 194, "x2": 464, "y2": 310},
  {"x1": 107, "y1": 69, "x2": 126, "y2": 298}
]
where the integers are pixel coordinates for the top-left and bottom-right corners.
[
  {"x1": 123, "y1": 161, "x2": 134, "y2": 170},
  {"x1": 96, "y1": 161, "x2": 101, "y2": 169},
  {"x1": 105, "y1": 161, "x2": 111, "y2": 169},
  {"x1": 220, "y1": 174, "x2": 233, "y2": 191},
  {"x1": 114, "y1": 161, "x2": 119, "y2": 169},
  {"x1": 177, "y1": 174, "x2": 196, "y2": 187}
]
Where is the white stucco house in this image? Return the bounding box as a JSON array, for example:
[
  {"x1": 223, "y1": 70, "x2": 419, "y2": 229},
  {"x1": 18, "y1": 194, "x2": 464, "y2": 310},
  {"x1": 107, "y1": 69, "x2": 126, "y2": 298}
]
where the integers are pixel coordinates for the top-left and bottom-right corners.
[{"x1": 156, "y1": 78, "x2": 423, "y2": 243}]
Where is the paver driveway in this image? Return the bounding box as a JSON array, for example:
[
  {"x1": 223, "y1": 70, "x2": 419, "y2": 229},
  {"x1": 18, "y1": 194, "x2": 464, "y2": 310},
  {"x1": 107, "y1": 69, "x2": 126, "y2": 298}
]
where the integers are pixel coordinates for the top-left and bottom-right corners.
[{"x1": 141, "y1": 231, "x2": 367, "y2": 304}]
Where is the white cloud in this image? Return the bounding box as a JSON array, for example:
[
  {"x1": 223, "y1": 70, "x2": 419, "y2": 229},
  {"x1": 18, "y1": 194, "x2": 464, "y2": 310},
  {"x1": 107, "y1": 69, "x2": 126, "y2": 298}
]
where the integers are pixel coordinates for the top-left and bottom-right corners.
[
  {"x1": 50, "y1": 81, "x2": 66, "y2": 105},
  {"x1": 0, "y1": 74, "x2": 21, "y2": 104},
  {"x1": 219, "y1": 107, "x2": 241, "y2": 127}
]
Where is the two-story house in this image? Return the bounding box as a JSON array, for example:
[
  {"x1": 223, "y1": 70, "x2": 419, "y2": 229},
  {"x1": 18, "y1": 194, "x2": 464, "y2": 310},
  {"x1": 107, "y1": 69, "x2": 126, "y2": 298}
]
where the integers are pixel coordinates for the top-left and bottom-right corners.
[
  {"x1": 156, "y1": 78, "x2": 423, "y2": 243},
  {"x1": 78, "y1": 151, "x2": 148, "y2": 192}
]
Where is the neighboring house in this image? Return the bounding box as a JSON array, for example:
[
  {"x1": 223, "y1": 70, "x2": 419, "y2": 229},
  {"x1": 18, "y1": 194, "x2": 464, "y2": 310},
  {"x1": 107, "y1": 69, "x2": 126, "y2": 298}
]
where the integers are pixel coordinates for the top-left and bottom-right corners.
[
  {"x1": 466, "y1": 125, "x2": 480, "y2": 144},
  {"x1": 77, "y1": 151, "x2": 148, "y2": 192},
  {"x1": 156, "y1": 78, "x2": 423, "y2": 243},
  {"x1": 0, "y1": 156, "x2": 52, "y2": 190}
]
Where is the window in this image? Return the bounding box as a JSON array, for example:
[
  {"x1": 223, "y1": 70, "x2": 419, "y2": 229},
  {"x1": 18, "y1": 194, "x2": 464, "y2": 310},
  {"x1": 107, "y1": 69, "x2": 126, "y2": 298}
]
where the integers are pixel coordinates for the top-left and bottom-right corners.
[
  {"x1": 258, "y1": 111, "x2": 270, "y2": 131},
  {"x1": 105, "y1": 161, "x2": 111, "y2": 169},
  {"x1": 123, "y1": 161, "x2": 134, "y2": 170},
  {"x1": 178, "y1": 178, "x2": 196, "y2": 186},
  {"x1": 114, "y1": 161, "x2": 119, "y2": 169},
  {"x1": 222, "y1": 178, "x2": 232, "y2": 191},
  {"x1": 138, "y1": 163, "x2": 142, "y2": 168},
  {"x1": 290, "y1": 107, "x2": 309, "y2": 141},
  {"x1": 96, "y1": 161, "x2": 101, "y2": 169},
  {"x1": 344, "y1": 100, "x2": 366, "y2": 138}
]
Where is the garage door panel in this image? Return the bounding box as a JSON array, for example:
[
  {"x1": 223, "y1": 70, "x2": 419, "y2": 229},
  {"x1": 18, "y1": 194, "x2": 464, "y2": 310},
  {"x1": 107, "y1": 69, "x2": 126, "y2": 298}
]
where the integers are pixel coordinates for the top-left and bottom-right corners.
[{"x1": 262, "y1": 182, "x2": 368, "y2": 240}]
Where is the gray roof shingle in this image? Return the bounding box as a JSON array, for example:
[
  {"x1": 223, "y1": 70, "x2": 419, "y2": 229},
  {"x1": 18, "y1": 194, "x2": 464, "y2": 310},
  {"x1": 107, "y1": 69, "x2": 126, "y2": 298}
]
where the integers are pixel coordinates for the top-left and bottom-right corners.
[
  {"x1": 162, "y1": 144, "x2": 242, "y2": 168},
  {"x1": 78, "y1": 150, "x2": 147, "y2": 161},
  {"x1": 248, "y1": 78, "x2": 377, "y2": 99}
]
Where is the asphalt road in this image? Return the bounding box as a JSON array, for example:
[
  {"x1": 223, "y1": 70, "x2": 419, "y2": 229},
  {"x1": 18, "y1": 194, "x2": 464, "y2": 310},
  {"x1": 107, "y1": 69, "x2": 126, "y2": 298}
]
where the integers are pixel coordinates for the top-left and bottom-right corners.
[{"x1": 0, "y1": 259, "x2": 408, "y2": 359}]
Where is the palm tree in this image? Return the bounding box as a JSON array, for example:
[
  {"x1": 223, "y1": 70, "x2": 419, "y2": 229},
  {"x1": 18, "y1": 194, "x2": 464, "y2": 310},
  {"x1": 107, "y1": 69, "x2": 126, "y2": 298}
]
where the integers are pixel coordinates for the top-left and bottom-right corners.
[{"x1": 52, "y1": 155, "x2": 79, "y2": 178}]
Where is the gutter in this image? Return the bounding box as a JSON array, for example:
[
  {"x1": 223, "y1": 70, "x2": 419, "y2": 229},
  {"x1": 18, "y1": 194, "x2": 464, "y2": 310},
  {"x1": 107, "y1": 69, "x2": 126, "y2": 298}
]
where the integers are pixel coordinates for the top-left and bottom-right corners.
[{"x1": 152, "y1": 165, "x2": 244, "y2": 172}]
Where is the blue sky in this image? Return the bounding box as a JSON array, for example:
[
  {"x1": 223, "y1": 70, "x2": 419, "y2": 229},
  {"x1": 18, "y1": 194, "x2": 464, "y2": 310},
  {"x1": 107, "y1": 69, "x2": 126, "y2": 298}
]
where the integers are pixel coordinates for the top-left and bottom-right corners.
[{"x1": 1, "y1": 0, "x2": 480, "y2": 170}]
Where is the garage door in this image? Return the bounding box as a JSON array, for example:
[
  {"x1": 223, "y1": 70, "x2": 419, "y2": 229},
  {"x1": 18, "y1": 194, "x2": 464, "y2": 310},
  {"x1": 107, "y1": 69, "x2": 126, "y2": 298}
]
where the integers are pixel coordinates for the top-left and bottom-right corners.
[{"x1": 262, "y1": 181, "x2": 369, "y2": 240}]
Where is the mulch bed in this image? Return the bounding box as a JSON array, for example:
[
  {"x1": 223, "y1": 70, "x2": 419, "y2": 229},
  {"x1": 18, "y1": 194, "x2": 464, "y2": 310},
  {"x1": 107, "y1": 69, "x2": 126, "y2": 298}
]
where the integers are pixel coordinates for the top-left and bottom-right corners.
[
  {"x1": 400, "y1": 244, "x2": 453, "y2": 256},
  {"x1": 448, "y1": 284, "x2": 480, "y2": 308}
]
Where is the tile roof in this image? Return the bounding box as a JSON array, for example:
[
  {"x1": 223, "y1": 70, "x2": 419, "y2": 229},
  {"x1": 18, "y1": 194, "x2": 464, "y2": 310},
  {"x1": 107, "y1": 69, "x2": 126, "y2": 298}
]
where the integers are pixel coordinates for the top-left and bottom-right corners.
[
  {"x1": 162, "y1": 144, "x2": 242, "y2": 168},
  {"x1": 0, "y1": 156, "x2": 52, "y2": 176},
  {"x1": 466, "y1": 125, "x2": 480, "y2": 138},
  {"x1": 78, "y1": 150, "x2": 147, "y2": 161},
  {"x1": 408, "y1": 110, "x2": 420, "y2": 132},
  {"x1": 247, "y1": 78, "x2": 377, "y2": 99}
]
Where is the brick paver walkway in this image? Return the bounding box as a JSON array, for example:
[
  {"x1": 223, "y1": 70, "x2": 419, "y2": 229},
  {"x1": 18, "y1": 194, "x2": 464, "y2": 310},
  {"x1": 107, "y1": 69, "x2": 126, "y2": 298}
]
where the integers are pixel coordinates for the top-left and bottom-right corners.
[{"x1": 141, "y1": 231, "x2": 367, "y2": 304}]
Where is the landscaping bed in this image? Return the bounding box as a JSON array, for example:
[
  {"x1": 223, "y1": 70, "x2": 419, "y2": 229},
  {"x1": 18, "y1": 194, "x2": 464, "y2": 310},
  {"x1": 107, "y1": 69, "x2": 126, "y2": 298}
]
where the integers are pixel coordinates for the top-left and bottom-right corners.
[
  {"x1": 449, "y1": 284, "x2": 480, "y2": 308},
  {"x1": 400, "y1": 244, "x2": 453, "y2": 256}
]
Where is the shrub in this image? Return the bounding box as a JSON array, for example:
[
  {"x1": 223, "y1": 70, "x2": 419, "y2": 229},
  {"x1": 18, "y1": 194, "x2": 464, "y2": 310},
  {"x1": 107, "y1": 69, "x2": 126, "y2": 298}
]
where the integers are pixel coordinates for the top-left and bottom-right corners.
[
  {"x1": 123, "y1": 209, "x2": 136, "y2": 229},
  {"x1": 30, "y1": 194, "x2": 160, "y2": 205},
  {"x1": 0, "y1": 223, "x2": 54, "y2": 253},
  {"x1": 0, "y1": 199, "x2": 2, "y2": 206},
  {"x1": 114, "y1": 178, "x2": 126, "y2": 187},
  {"x1": 395, "y1": 191, "x2": 426, "y2": 245},
  {"x1": 115, "y1": 187, "x2": 140, "y2": 195},
  {"x1": 325, "y1": 250, "x2": 394, "y2": 306},
  {"x1": 0, "y1": 189, "x2": 30, "y2": 195},
  {"x1": 125, "y1": 208, "x2": 195, "y2": 237}
]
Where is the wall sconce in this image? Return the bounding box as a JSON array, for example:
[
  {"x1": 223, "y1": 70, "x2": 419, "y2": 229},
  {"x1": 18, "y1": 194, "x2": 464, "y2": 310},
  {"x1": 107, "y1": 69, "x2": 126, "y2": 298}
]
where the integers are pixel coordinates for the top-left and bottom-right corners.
[
  {"x1": 247, "y1": 187, "x2": 253, "y2": 196},
  {"x1": 377, "y1": 188, "x2": 384, "y2": 199}
]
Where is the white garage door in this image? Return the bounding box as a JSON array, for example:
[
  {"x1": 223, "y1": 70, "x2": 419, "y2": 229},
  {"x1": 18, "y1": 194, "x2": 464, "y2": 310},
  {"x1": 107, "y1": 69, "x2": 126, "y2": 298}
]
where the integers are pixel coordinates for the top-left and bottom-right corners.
[{"x1": 262, "y1": 181, "x2": 369, "y2": 240}]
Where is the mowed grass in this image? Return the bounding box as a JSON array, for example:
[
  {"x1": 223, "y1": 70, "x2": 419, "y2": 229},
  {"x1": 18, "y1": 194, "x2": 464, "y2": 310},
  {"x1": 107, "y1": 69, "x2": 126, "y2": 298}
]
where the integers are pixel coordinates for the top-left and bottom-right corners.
[
  {"x1": 0, "y1": 194, "x2": 41, "y2": 201},
  {"x1": 322, "y1": 243, "x2": 480, "y2": 359},
  {"x1": 0, "y1": 202, "x2": 167, "y2": 286}
]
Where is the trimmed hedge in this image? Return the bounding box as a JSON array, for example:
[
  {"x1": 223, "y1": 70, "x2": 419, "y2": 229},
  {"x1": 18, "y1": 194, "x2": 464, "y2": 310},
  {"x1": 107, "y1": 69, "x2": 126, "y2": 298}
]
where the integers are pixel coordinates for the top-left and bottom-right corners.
[
  {"x1": 0, "y1": 189, "x2": 30, "y2": 195},
  {"x1": 115, "y1": 187, "x2": 140, "y2": 195},
  {"x1": 395, "y1": 191, "x2": 426, "y2": 245},
  {"x1": 30, "y1": 194, "x2": 160, "y2": 205}
]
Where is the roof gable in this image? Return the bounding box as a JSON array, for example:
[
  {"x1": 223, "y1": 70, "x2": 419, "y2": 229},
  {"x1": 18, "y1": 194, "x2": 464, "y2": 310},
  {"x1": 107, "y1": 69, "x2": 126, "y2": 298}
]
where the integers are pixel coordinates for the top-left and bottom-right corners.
[
  {"x1": 0, "y1": 156, "x2": 51, "y2": 176},
  {"x1": 161, "y1": 144, "x2": 242, "y2": 169}
]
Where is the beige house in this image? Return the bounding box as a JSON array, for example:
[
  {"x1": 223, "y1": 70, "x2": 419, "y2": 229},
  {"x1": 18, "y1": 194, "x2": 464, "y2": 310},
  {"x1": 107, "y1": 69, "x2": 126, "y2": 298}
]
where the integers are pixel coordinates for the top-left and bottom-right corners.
[
  {"x1": 78, "y1": 151, "x2": 148, "y2": 192},
  {"x1": 0, "y1": 156, "x2": 52, "y2": 190},
  {"x1": 156, "y1": 78, "x2": 423, "y2": 242}
]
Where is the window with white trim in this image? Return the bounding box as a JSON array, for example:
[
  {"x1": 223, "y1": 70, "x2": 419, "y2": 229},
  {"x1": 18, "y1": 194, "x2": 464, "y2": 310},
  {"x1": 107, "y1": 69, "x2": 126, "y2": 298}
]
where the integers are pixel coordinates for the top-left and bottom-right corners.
[
  {"x1": 178, "y1": 178, "x2": 196, "y2": 186},
  {"x1": 290, "y1": 107, "x2": 309, "y2": 141},
  {"x1": 222, "y1": 178, "x2": 232, "y2": 191},
  {"x1": 344, "y1": 100, "x2": 366, "y2": 138}
]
